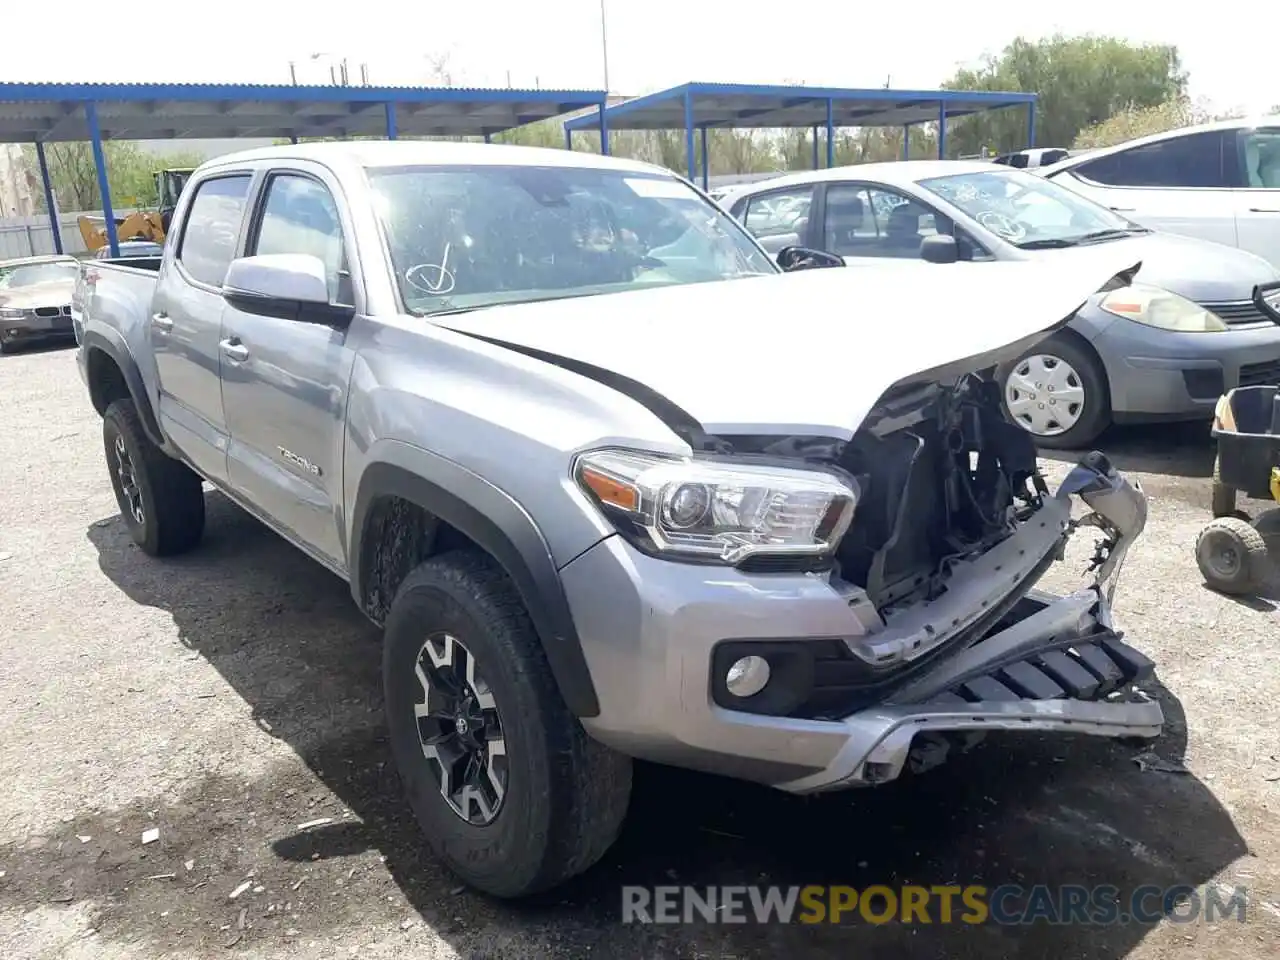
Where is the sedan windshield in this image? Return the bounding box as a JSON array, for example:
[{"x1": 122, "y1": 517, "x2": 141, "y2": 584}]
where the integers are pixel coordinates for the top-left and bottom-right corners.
[
  {"x1": 915, "y1": 169, "x2": 1147, "y2": 249},
  {"x1": 367, "y1": 165, "x2": 777, "y2": 315},
  {"x1": 0, "y1": 261, "x2": 79, "y2": 289}
]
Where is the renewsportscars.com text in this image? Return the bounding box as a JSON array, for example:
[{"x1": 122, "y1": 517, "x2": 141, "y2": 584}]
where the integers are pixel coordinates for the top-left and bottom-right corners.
[{"x1": 621, "y1": 884, "x2": 1250, "y2": 926}]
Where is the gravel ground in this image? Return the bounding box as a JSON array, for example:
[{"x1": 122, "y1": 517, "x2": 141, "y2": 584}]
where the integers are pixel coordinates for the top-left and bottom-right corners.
[{"x1": 0, "y1": 343, "x2": 1278, "y2": 960}]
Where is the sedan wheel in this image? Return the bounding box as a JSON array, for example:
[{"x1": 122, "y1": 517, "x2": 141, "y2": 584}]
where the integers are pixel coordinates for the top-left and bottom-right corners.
[{"x1": 1005, "y1": 353, "x2": 1086, "y2": 438}]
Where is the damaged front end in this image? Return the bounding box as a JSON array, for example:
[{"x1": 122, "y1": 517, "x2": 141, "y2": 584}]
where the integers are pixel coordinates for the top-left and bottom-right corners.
[{"x1": 721, "y1": 371, "x2": 1161, "y2": 794}]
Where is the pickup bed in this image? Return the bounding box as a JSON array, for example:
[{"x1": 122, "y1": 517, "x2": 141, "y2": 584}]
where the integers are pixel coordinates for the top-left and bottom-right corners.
[{"x1": 74, "y1": 140, "x2": 1164, "y2": 898}]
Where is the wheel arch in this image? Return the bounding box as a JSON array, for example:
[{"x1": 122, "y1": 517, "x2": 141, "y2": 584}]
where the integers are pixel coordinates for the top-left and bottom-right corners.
[
  {"x1": 81, "y1": 328, "x2": 165, "y2": 448},
  {"x1": 350, "y1": 452, "x2": 601, "y2": 719}
]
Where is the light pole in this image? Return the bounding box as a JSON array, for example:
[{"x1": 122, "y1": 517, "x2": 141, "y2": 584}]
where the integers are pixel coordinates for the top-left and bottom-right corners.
[{"x1": 599, "y1": 0, "x2": 610, "y2": 93}]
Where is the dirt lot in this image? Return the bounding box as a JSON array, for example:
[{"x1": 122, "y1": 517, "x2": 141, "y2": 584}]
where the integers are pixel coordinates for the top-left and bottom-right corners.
[{"x1": 0, "y1": 344, "x2": 1278, "y2": 960}]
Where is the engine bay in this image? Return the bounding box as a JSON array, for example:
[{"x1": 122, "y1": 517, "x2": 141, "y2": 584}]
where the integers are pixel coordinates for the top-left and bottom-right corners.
[{"x1": 724, "y1": 371, "x2": 1051, "y2": 612}]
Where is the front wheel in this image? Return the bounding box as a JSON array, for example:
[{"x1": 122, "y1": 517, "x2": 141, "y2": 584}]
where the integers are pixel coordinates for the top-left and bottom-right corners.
[
  {"x1": 383, "y1": 549, "x2": 631, "y2": 898},
  {"x1": 1001, "y1": 335, "x2": 1110, "y2": 450},
  {"x1": 1195, "y1": 517, "x2": 1268, "y2": 596}
]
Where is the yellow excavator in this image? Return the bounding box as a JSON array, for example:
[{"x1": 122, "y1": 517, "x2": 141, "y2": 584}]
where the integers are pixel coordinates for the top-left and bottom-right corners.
[{"x1": 78, "y1": 168, "x2": 195, "y2": 253}]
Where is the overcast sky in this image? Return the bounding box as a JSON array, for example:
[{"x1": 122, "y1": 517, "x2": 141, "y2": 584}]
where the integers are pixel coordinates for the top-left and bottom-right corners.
[{"x1": 2, "y1": 1, "x2": 1275, "y2": 116}]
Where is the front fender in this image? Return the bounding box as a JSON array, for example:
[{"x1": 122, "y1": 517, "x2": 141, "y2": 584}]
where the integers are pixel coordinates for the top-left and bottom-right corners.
[{"x1": 349, "y1": 442, "x2": 602, "y2": 718}]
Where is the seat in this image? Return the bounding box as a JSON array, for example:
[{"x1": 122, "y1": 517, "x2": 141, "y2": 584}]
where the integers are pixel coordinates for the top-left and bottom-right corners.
[
  {"x1": 824, "y1": 194, "x2": 864, "y2": 254},
  {"x1": 884, "y1": 204, "x2": 924, "y2": 256}
]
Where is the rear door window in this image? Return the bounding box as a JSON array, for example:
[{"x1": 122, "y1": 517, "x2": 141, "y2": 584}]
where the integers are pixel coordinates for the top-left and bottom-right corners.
[
  {"x1": 177, "y1": 175, "x2": 252, "y2": 287},
  {"x1": 1073, "y1": 131, "x2": 1232, "y2": 188},
  {"x1": 741, "y1": 186, "x2": 814, "y2": 252}
]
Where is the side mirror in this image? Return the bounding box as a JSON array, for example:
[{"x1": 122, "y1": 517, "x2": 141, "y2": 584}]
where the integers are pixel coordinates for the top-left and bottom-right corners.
[
  {"x1": 776, "y1": 246, "x2": 846, "y2": 272},
  {"x1": 222, "y1": 254, "x2": 353, "y2": 326},
  {"x1": 920, "y1": 234, "x2": 959, "y2": 265}
]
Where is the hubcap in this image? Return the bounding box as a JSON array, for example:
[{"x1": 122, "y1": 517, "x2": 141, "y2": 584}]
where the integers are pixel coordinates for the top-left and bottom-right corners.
[
  {"x1": 413, "y1": 632, "x2": 507, "y2": 826},
  {"x1": 113, "y1": 434, "x2": 145, "y2": 526},
  {"x1": 1203, "y1": 532, "x2": 1242, "y2": 579},
  {"x1": 1005, "y1": 354, "x2": 1086, "y2": 437}
]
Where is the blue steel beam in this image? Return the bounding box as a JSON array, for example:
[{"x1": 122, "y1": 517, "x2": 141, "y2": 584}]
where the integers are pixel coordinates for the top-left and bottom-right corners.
[
  {"x1": 599, "y1": 95, "x2": 610, "y2": 156},
  {"x1": 700, "y1": 125, "x2": 708, "y2": 188},
  {"x1": 34, "y1": 141, "x2": 62, "y2": 255},
  {"x1": 84, "y1": 102, "x2": 118, "y2": 258},
  {"x1": 826, "y1": 98, "x2": 834, "y2": 167},
  {"x1": 684, "y1": 91, "x2": 695, "y2": 182},
  {"x1": 937, "y1": 101, "x2": 946, "y2": 160},
  {"x1": 1027, "y1": 101, "x2": 1036, "y2": 147},
  {"x1": 384, "y1": 102, "x2": 397, "y2": 140}
]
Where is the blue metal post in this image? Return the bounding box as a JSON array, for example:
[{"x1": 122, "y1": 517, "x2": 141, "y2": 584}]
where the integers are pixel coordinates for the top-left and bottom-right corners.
[
  {"x1": 599, "y1": 98, "x2": 610, "y2": 156},
  {"x1": 937, "y1": 102, "x2": 946, "y2": 160},
  {"x1": 84, "y1": 102, "x2": 118, "y2": 258},
  {"x1": 684, "y1": 91, "x2": 695, "y2": 181},
  {"x1": 902, "y1": 124, "x2": 910, "y2": 160},
  {"x1": 700, "y1": 125, "x2": 709, "y2": 189},
  {"x1": 1027, "y1": 101, "x2": 1036, "y2": 148},
  {"x1": 565, "y1": 128, "x2": 573, "y2": 151},
  {"x1": 384, "y1": 103, "x2": 397, "y2": 140},
  {"x1": 825, "y1": 99, "x2": 834, "y2": 168},
  {"x1": 34, "y1": 141, "x2": 62, "y2": 255},
  {"x1": 811, "y1": 126, "x2": 819, "y2": 169},
  {"x1": 483, "y1": 131, "x2": 491, "y2": 144},
  {"x1": 289, "y1": 135, "x2": 299, "y2": 145}
]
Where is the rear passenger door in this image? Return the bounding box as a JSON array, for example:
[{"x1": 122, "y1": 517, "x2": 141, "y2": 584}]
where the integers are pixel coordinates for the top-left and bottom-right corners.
[
  {"x1": 151, "y1": 173, "x2": 253, "y2": 484},
  {"x1": 219, "y1": 166, "x2": 359, "y2": 566},
  {"x1": 1231, "y1": 125, "x2": 1280, "y2": 267}
]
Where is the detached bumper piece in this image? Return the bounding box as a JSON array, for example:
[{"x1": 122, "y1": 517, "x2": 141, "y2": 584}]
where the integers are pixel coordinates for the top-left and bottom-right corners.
[{"x1": 923, "y1": 631, "x2": 1155, "y2": 707}]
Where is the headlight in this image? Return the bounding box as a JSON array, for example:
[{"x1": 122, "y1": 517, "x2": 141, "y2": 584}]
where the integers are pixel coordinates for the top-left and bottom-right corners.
[
  {"x1": 573, "y1": 448, "x2": 858, "y2": 565},
  {"x1": 1099, "y1": 283, "x2": 1226, "y2": 332},
  {"x1": 0, "y1": 307, "x2": 23, "y2": 319}
]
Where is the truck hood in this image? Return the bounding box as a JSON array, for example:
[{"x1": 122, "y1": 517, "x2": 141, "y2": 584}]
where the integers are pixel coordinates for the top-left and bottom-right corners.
[
  {"x1": 437, "y1": 258, "x2": 1139, "y2": 442},
  {"x1": 0, "y1": 280, "x2": 75, "y2": 309},
  {"x1": 1041, "y1": 232, "x2": 1280, "y2": 302}
]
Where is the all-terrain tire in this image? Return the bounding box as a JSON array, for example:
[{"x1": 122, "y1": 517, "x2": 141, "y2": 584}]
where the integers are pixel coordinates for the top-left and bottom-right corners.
[
  {"x1": 382, "y1": 548, "x2": 632, "y2": 898},
  {"x1": 1195, "y1": 516, "x2": 1269, "y2": 596},
  {"x1": 1001, "y1": 333, "x2": 1111, "y2": 451},
  {"x1": 102, "y1": 399, "x2": 205, "y2": 556}
]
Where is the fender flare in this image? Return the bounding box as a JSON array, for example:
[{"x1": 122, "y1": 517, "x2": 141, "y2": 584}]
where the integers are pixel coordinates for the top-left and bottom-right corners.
[
  {"x1": 80, "y1": 327, "x2": 165, "y2": 448},
  {"x1": 350, "y1": 454, "x2": 601, "y2": 718}
]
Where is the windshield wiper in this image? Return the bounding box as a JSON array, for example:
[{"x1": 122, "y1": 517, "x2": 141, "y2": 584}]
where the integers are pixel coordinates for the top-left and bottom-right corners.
[
  {"x1": 1075, "y1": 227, "x2": 1149, "y2": 245},
  {"x1": 1017, "y1": 237, "x2": 1082, "y2": 249}
]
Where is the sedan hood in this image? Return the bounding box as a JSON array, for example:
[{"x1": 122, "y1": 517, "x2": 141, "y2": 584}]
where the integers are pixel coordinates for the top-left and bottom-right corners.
[
  {"x1": 0, "y1": 279, "x2": 75, "y2": 309},
  {"x1": 1044, "y1": 232, "x2": 1279, "y2": 301},
  {"x1": 438, "y1": 258, "x2": 1139, "y2": 442}
]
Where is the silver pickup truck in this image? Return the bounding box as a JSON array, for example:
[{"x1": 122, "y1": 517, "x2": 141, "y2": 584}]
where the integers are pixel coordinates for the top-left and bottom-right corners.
[{"x1": 73, "y1": 141, "x2": 1162, "y2": 899}]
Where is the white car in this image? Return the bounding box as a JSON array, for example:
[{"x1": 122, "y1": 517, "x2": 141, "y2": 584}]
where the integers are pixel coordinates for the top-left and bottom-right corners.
[{"x1": 1039, "y1": 116, "x2": 1280, "y2": 267}]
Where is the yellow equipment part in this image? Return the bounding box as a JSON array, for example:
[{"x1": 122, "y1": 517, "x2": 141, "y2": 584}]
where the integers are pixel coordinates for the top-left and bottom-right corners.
[
  {"x1": 77, "y1": 211, "x2": 166, "y2": 252},
  {"x1": 1271, "y1": 466, "x2": 1280, "y2": 503}
]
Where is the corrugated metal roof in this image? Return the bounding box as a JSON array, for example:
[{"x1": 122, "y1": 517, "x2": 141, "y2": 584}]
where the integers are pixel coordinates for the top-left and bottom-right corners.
[
  {"x1": 563, "y1": 81, "x2": 1037, "y2": 132},
  {"x1": 0, "y1": 82, "x2": 607, "y2": 143}
]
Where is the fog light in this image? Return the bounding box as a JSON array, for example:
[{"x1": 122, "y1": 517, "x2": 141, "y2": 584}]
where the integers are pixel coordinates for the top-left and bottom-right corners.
[{"x1": 725, "y1": 655, "x2": 771, "y2": 698}]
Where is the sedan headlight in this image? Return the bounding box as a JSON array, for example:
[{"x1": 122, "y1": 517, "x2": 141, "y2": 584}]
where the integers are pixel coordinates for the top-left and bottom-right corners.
[
  {"x1": 1099, "y1": 283, "x2": 1226, "y2": 332},
  {"x1": 574, "y1": 448, "x2": 858, "y2": 565},
  {"x1": 0, "y1": 306, "x2": 23, "y2": 319}
]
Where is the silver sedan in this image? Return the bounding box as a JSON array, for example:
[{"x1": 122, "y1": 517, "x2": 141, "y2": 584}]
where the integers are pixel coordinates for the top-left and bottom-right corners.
[
  {"x1": 0, "y1": 255, "x2": 81, "y2": 354},
  {"x1": 719, "y1": 161, "x2": 1280, "y2": 449}
]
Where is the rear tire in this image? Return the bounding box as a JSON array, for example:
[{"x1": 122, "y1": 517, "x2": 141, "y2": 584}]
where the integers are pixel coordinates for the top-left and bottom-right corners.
[
  {"x1": 102, "y1": 399, "x2": 205, "y2": 556},
  {"x1": 382, "y1": 548, "x2": 631, "y2": 898},
  {"x1": 1195, "y1": 517, "x2": 1268, "y2": 596},
  {"x1": 1001, "y1": 334, "x2": 1110, "y2": 450}
]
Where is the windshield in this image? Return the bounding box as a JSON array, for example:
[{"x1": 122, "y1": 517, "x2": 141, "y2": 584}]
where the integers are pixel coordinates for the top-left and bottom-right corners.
[
  {"x1": 367, "y1": 164, "x2": 777, "y2": 315},
  {"x1": 0, "y1": 261, "x2": 79, "y2": 289},
  {"x1": 915, "y1": 169, "x2": 1144, "y2": 248}
]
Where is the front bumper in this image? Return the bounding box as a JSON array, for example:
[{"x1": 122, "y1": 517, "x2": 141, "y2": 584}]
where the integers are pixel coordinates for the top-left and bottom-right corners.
[
  {"x1": 0, "y1": 308, "x2": 76, "y2": 348},
  {"x1": 562, "y1": 456, "x2": 1162, "y2": 793},
  {"x1": 1092, "y1": 314, "x2": 1280, "y2": 420}
]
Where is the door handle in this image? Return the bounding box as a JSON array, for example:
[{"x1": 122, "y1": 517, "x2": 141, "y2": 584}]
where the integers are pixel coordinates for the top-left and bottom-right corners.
[
  {"x1": 219, "y1": 338, "x2": 249, "y2": 362},
  {"x1": 151, "y1": 313, "x2": 173, "y2": 332},
  {"x1": 1108, "y1": 206, "x2": 1136, "y2": 212},
  {"x1": 1248, "y1": 207, "x2": 1280, "y2": 213}
]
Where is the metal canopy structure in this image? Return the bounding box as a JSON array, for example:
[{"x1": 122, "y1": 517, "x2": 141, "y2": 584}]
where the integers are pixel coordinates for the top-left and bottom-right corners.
[
  {"x1": 562, "y1": 81, "x2": 1038, "y2": 186},
  {"x1": 0, "y1": 82, "x2": 609, "y2": 256}
]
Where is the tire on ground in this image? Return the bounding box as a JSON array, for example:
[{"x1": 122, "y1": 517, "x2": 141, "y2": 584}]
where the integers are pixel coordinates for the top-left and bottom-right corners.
[
  {"x1": 1195, "y1": 516, "x2": 1269, "y2": 596},
  {"x1": 102, "y1": 398, "x2": 205, "y2": 556},
  {"x1": 1001, "y1": 333, "x2": 1111, "y2": 451},
  {"x1": 382, "y1": 548, "x2": 632, "y2": 898}
]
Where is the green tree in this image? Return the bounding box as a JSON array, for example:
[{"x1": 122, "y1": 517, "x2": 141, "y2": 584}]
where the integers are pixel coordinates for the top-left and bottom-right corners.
[
  {"x1": 20, "y1": 141, "x2": 207, "y2": 212},
  {"x1": 1072, "y1": 96, "x2": 1234, "y2": 150},
  {"x1": 940, "y1": 34, "x2": 1187, "y2": 158}
]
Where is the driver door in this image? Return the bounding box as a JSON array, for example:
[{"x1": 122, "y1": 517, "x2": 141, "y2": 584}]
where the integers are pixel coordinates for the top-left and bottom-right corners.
[
  {"x1": 219, "y1": 166, "x2": 359, "y2": 566},
  {"x1": 816, "y1": 182, "x2": 988, "y2": 267}
]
